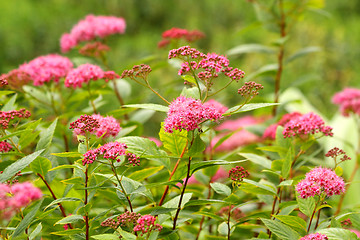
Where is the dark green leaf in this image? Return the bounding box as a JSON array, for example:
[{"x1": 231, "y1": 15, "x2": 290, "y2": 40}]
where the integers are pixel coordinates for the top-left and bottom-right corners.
[
  {"x1": 188, "y1": 134, "x2": 206, "y2": 155},
  {"x1": 273, "y1": 215, "x2": 307, "y2": 231},
  {"x1": 296, "y1": 194, "x2": 316, "y2": 217},
  {"x1": 36, "y1": 118, "x2": 58, "y2": 151},
  {"x1": 0, "y1": 150, "x2": 44, "y2": 183},
  {"x1": 281, "y1": 148, "x2": 293, "y2": 179},
  {"x1": 194, "y1": 211, "x2": 224, "y2": 221},
  {"x1": 242, "y1": 179, "x2": 277, "y2": 195},
  {"x1": 31, "y1": 156, "x2": 52, "y2": 177},
  {"x1": 185, "y1": 199, "x2": 226, "y2": 207}
]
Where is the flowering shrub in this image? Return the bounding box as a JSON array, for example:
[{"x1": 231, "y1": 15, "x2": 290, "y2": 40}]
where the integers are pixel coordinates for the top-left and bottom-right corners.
[{"x1": 0, "y1": 5, "x2": 360, "y2": 240}]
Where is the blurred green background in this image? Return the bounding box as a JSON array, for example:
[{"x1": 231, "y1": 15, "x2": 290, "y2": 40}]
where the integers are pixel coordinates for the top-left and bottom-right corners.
[{"x1": 1, "y1": 0, "x2": 359, "y2": 115}]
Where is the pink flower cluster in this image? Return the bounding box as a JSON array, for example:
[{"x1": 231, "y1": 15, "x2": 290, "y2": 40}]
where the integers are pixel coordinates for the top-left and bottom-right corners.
[
  {"x1": 168, "y1": 46, "x2": 245, "y2": 84},
  {"x1": 263, "y1": 112, "x2": 302, "y2": 140},
  {"x1": 332, "y1": 88, "x2": 360, "y2": 116},
  {"x1": 158, "y1": 27, "x2": 205, "y2": 48},
  {"x1": 64, "y1": 63, "x2": 119, "y2": 88},
  {"x1": 101, "y1": 211, "x2": 141, "y2": 229},
  {"x1": 0, "y1": 109, "x2": 31, "y2": 129},
  {"x1": 18, "y1": 54, "x2": 73, "y2": 86},
  {"x1": 121, "y1": 64, "x2": 152, "y2": 80},
  {"x1": 82, "y1": 141, "x2": 139, "y2": 166},
  {"x1": 209, "y1": 116, "x2": 261, "y2": 152},
  {"x1": 0, "y1": 141, "x2": 12, "y2": 153},
  {"x1": 0, "y1": 76, "x2": 8, "y2": 87},
  {"x1": 300, "y1": 233, "x2": 328, "y2": 240},
  {"x1": 0, "y1": 182, "x2": 42, "y2": 219},
  {"x1": 283, "y1": 112, "x2": 333, "y2": 138},
  {"x1": 229, "y1": 166, "x2": 249, "y2": 184},
  {"x1": 133, "y1": 215, "x2": 162, "y2": 235},
  {"x1": 60, "y1": 14, "x2": 126, "y2": 52},
  {"x1": 164, "y1": 96, "x2": 223, "y2": 133},
  {"x1": 0, "y1": 69, "x2": 32, "y2": 90},
  {"x1": 296, "y1": 167, "x2": 345, "y2": 199},
  {"x1": 71, "y1": 114, "x2": 121, "y2": 138}
]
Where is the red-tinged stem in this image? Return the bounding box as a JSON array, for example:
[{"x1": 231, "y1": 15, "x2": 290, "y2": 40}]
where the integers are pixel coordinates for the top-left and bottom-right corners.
[
  {"x1": 227, "y1": 204, "x2": 232, "y2": 240},
  {"x1": 84, "y1": 167, "x2": 89, "y2": 240},
  {"x1": 158, "y1": 141, "x2": 188, "y2": 206},
  {"x1": 37, "y1": 173, "x2": 73, "y2": 229},
  {"x1": 273, "y1": 0, "x2": 286, "y2": 116},
  {"x1": 111, "y1": 162, "x2": 134, "y2": 212},
  {"x1": 314, "y1": 207, "x2": 322, "y2": 230},
  {"x1": 307, "y1": 200, "x2": 319, "y2": 232},
  {"x1": 173, "y1": 157, "x2": 192, "y2": 230}
]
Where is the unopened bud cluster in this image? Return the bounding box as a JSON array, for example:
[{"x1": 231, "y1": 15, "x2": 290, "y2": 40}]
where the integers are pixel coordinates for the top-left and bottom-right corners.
[
  {"x1": 229, "y1": 166, "x2": 249, "y2": 184},
  {"x1": 0, "y1": 109, "x2": 31, "y2": 129},
  {"x1": 121, "y1": 64, "x2": 152, "y2": 80},
  {"x1": 237, "y1": 81, "x2": 263, "y2": 98}
]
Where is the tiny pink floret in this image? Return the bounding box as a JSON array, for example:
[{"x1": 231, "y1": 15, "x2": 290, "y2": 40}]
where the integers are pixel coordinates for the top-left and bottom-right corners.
[
  {"x1": 332, "y1": 88, "x2": 360, "y2": 116},
  {"x1": 300, "y1": 233, "x2": 328, "y2": 240}
]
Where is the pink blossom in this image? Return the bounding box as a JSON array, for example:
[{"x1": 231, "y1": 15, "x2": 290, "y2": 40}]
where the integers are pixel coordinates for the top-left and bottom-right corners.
[
  {"x1": 158, "y1": 28, "x2": 205, "y2": 48},
  {"x1": 203, "y1": 99, "x2": 228, "y2": 115},
  {"x1": 70, "y1": 115, "x2": 100, "y2": 135},
  {"x1": 209, "y1": 116, "x2": 261, "y2": 152},
  {"x1": 60, "y1": 14, "x2": 126, "y2": 52},
  {"x1": 64, "y1": 63, "x2": 118, "y2": 88},
  {"x1": 164, "y1": 96, "x2": 223, "y2": 133},
  {"x1": 133, "y1": 215, "x2": 162, "y2": 235},
  {"x1": 296, "y1": 167, "x2": 345, "y2": 199},
  {"x1": 263, "y1": 112, "x2": 302, "y2": 140},
  {"x1": 332, "y1": 88, "x2": 360, "y2": 116},
  {"x1": 282, "y1": 112, "x2": 333, "y2": 138},
  {"x1": 0, "y1": 109, "x2": 31, "y2": 130},
  {"x1": 0, "y1": 141, "x2": 12, "y2": 153},
  {"x1": 300, "y1": 233, "x2": 328, "y2": 240},
  {"x1": 0, "y1": 182, "x2": 42, "y2": 220},
  {"x1": 18, "y1": 54, "x2": 73, "y2": 86},
  {"x1": 91, "y1": 114, "x2": 121, "y2": 138},
  {"x1": 349, "y1": 229, "x2": 360, "y2": 238},
  {"x1": 83, "y1": 141, "x2": 132, "y2": 165},
  {"x1": 147, "y1": 137, "x2": 162, "y2": 147}
]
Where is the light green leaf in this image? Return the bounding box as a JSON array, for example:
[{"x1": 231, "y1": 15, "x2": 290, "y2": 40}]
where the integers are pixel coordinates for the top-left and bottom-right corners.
[
  {"x1": 188, "y1": 133, "x2": 206, "y2": 155},
  {"x1": 50, "y1": 229, "x2": 83, "y2": 236},
  {"x1": 163, "y1": 193, "x2": 192, "y2": 213},
  {"x1": 184, "y1": 199, "x2": 226, "y2": 207},
  {"x1": 296, "y1": 194, "x2": 316, "y2": 217},
  {"x1": 180, "y1": 87, "x2": 200, "y2": 99},
  {"x1": 118, "y1": 229, "x2": 136, "y2": 240},
  {"x1": 286, "y1": 46, "x2": 321, "y2": 64},
  {"x1": 210, "y1": 182, "x2": 231, "y2": 196},
  {"x1": 51, "y1": 152, "x2": 83, "y2": 158},
  {"x1": 128, "y1": 166, "x2": 164, "y2": 181},
  {"x1": 239, "y1": 153, "x2": 272, "y2": 169},
  {"x1": 159, "y1": 123, "x2": 188, "y2": 157},
  {"x1": 92, "y1": 234, "x2": 120, "y2": 240},
  {"x1": 2, "y1": 94, "x2": 17, "y2": 111},
  {"x1": 261, "y1": 218, "x2": 301, "y2": 240},
  {"x1": 0, "y1": 149, "x2": 44, "y2": 183},
  {"x1": 227, "y1": 44, "x2": 275, "y2": 56},
  {"x1": 194, "y1": 211, "x2": 224, "y2": 221},
  {"x1": 123, "y1": 103, "x2": 169, "y2": 113},
  {"x1": 31, "y1": 156, "x2": 52, "y2": 177},
  {"x1": 281, "y1": 148, "x2": 293, "y2": 179},
  {"x1": 218, "y1": 222, "x2": 234, "y2": 236},
  {"x1": 224, "y1": 103, "x2": 280, "y2": 116},
  {"x1": 29, "y1": 223, "x2": 42, "y2": 240},
  {"x1": 242, "y1": 179, "x2": 277, "y2": 195},
  {"x1": 181, "y1": 75, "x2": 197, "y2": 84},
  {"x1": 44, "y1": 197, "x2": 81, "y2": 210},
  {"x1": 317, "y1": 228, "x2": 359, "y2": 240},
  {"x1": 273, "y1": 215, "x2": 307, "y2": 231},
  {"x1": 55, "y1": 215, "x2": 84, "y2": 225},
  {"x1": 36, "y1": 118, "x2": 57, "y2": 151},
  {"x1": 12, "y1": 199, "x2": 44, "y2": 239},
  {"x1": 244, "y1": 64, "x2": 278, "y2": 82}
]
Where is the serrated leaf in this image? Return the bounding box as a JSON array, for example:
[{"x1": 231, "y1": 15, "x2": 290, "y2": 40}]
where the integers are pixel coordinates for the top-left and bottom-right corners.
[
  {"x1": 218, "y1": 222, "x2": 234, "y2": 236},
  {"x1": 31, "y1": 156, "x2": 52, "y2": 177},
  {"x1": 261, "y1": 218, "x2": 301, "y2": 240},
  {"x1": 55, "y1": 215, "x2": 84, "y2": 225},
  {"x1": 239, "y1": 153, "x2": 272, "y2": 169},
  {"x1": 12, "y1": 199, "x2": 44, "y2": 239},
  {"x1": 224, "y1": 103, "x2": 280, "y2": 116},
  {"x1": 123, "y1": 103, "x2": 169, "y2": 113},
  {"x1": 159, "y1": 123, "x2": 188, "y2": 157},
  {"x1": 296, "y1": 194, "x2": 316, "y2": 217},
  {"x1": 273, "y1": 215, "x2": 307, "y2": 231},
  {"x1": 0, "y1": 149, "x2": 44, "y2": 183},
  {"x1": 317, "y1": 228, "x2": 359, "y2": 240},
  {"x1": 128, "y1": 166, "x2": 164, "y2": 181},
  {"x1": 36, "y1": 118, "x2": 57, "y2": 151},
  {"x1": 188, "y1": 133, "x2": 206, "y2": 155},
  {"x1": 210, "y1": 182, "x2": 231, "y2": 196}
]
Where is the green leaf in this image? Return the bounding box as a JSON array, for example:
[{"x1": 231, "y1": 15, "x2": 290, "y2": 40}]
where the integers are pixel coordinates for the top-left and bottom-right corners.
[
  {"x1": 44, "y1": 197, "x2": 81, "y2": 210},
  {"x1": 317, "y1": 228, "x2": 359, "y2": 240},
  {"x1": 55, "y1": 215, "x2": 84, "y2": 225},
  {"x1": 227, "y1": 44, "x2": 275, "y2": 56},
  {"x1": 0, "y1": 129, "x2": 30, "y2": 142},
  {"x1": 0, "y1": 90, "x2": 15, "y2": 96},
  {"x1": 285, "y1": 46, "x2": 322, "y2": 64},
  {"x1": 218, "y1": 222, "x2": 234, "y2": 236},
  {"x1": 335, "y1": 166, "x2": 343, "y2": 176},
  {"x1": 159, "y1": 123, "x2": 188, "y2": 157},
  {"x1": 49, "y1": 164, "x2": 81, "y2": 171},
  {"x1": 184, "y1": 199, "x2": 226, "y2": 207},
  {"x1": 19, "y1": 129, "x2": 40, "y2": 150},
  {"x1": 36, "y1": 118, "x2": 58, "y2": 151},
  {"x1": 130, "y1": 109, "x2": 155, "y2": 124},
  {"x1": 12, "y1": 199, "x2": 44, "y2": 239},
  {"x1": 119, "y1": 136, "x2": 170, "y2": 169},
  {"x1": 181, "y1": 75, "x2": 197, "y2": 84},
  {"x1": 128, "y1": 166, "x2": 164, "y2": 181},
  {"x1": 29, "y1": 223, "x2": 42, "y2": 240},
  {"x1": 180, "y1": 87, "x2": 200, "y2": 99},
  {"x1": 191, "y1": 159, "x2": 246, "y2": 175},
  {"x1": 194, "y1": 211, "x2": 224, "y2": 221},
  {"x1": 2, "y1": 94, "x2": 17, "y2": 111},
  {"x1": 149, "y1": 207, "x2": 177, "y2": 215},
  {"x1": 116, "y1": 125, "x2": 137, "y2": 138},
  {"x1": 163, "y1": 193, "x2": 192, "y2": 212},
  {"x1": 278, "y1": 180, "x2": 293, "y2": 187},
  {"x1": 188, "y1": 133, "x2": 206, "y2": 155},
  {"x1": 210, "y1": 182, "x2": 231, "y2": 196},
  {"x1": 91, "y1": 234, "x2": 120, "y2": 240},
  {"x1": 118, "y1": 229, "x2": 136, "y2": 240},
  {"x1": 296, "y1": 194, "x2": 316, "y2": 217},
  {"x1": 273, "y1": 215, "x2": 307, "y2": 232},
  {"x1": 0, "y1": 149, "x2": 44, "y2": 183},
  {"x1": 62, "y1": 177, "x2": 83, "y2": 185},
  {"x1": 51, "y1": 152, "x2": 83, "y2": 158},
  {"x1": 281, "y1": 148, "x2": 293, "y2": 179},
  {"x1": 244, "y1": 64, "x2": 278, "y2": 82},
  {"x1": 123, "y1": 103, "x2": 169, "y2": 113},
  {"x1": 239, "y1": 153, "x2": 272, "y2": 169},
  {"x1": 261, "y1": 218, "x2": 301, "y2": 240},
  {"x1": 31, "y1": 156, "x2": 52, "y2": 177},
  {"x1": 242, "y1": 179, "x2": 277, "y2": 195},
  {"x1": 50, "y1": 229, "x2": 83, "y2": 236},
  {"x1": 224, "y1": 103, "x2": 280, "y2": 116}
]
